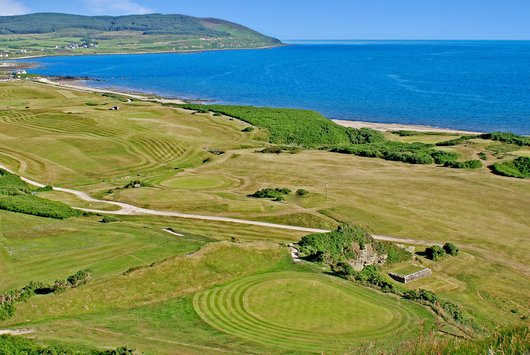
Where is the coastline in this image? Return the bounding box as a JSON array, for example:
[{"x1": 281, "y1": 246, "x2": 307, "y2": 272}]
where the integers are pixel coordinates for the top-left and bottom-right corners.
[
  {"x1": 333, "y1": 119, "x2": 482, "y2": 135},
  {"x1": 30, "y1": 77, "x2": 482, "y2": 134},
  {"x1": 9, "y1": 43, "x2": 286, "y2": 61}
]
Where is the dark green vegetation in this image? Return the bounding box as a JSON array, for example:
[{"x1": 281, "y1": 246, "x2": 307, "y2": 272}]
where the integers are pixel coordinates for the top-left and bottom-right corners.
[
  {"x1": 249, "y1": 187, "x2": 291, "y2": 201},
  {"x1": 425, "y1": 243, "x2": 459, "y2": 260},
  {"x1": 298, "y1": 224, "x2": 412, "y2": 265},
  {"x1": 0, "y1": 13, "x2": 281, "y2": 57},
  {"x1": 0, "y1": 335, "x2": 137, "y2": 355},
  {"x1": 177, "y1": 104, "x2": 385, "y2": 147},
  {"x1": 177, "y1": 104, "x2": 528, "y2": 175},
  {"x1": 0, "y1": 169, "x2": 82, "y2": 219},
  {"x1": 437, "y1": 132, "x2": 530, "y2": 147},
  {"x1": 443, "y1": 243, "x2": 459, "y2": 256},
  {"x1": 0, "y1": 270, "x2": 91, "y2": 321},
  {"x1": 492, "y1": 156, "x2": 530, "y2": 179}
]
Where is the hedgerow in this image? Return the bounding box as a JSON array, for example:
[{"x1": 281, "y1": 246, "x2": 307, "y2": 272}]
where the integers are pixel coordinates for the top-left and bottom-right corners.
[{"x1": 444, "y1": 160, "x2": 483, "y2": 169}]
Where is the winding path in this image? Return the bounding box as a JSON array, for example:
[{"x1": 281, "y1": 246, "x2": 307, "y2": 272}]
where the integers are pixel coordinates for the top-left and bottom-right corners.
[{"x1": 0, "y1": 163, "x2": 437, "y2": 245}]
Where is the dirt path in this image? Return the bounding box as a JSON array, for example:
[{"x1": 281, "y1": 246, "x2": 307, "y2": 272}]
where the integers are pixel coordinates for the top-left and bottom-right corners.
[
  {"x1": 0, "y1": 329, "x2": 35, "y2": 335},
  {"x1": 0, "y1": 163, "x2": 439, "y2": 244}
]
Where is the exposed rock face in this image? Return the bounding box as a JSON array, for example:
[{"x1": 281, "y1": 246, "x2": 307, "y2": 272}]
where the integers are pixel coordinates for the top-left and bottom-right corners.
[{"x1": 349, "y1": 244, "x2": 387, "y2": 271}]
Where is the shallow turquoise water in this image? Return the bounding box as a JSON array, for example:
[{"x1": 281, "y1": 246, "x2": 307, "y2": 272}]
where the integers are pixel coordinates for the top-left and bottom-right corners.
[{"x1": 21, "y1": 41, "x2": 530, "y2": 134}]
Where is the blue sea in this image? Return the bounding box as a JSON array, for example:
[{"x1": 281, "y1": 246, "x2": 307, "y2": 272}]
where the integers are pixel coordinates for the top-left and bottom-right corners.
[{"x1": 20, "y1": 41, "x2": 530, "y2": 134}]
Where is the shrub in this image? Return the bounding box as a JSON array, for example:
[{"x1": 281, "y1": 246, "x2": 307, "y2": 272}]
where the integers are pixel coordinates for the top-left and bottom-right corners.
[
  {"x1": 375, "y1": 242, "x2": 413, "y2": 264},
  {"x1": 480, "y1": 132, "x2": 530, "y2": 147},
  {"x1": 67, "y1": 269, "x2": 92, "y2": 287},
  {"x1": 443, "y1": 243, "x2": 459, "y2": 256},
  {"x1": 176, "y1": 104, "x2": 384, "y2": 147},
  {"x1": 124, "y1": 180, "x2": 151, "y2": 188},
  {"x1": 435, "y1": 135, "x2": 478, "y2": 146},
  {"x1": 425, "y1": 245, "x2": 446, "y2": 261},
  {"x1": 444, "y1": 160, "x2": 483, "y2": 169},
  {"x1": 34, "y1": 185, "x2": 53, "y2": 192},
  {"x1": 101, "y1": 215, "x2": 120, "y2": 223},
  {"x1": 431, "y1": 150, "x2": 459, "y2": 165},
  {"x1": 298, "y1": 225, "x2": 372, "y2": 264},
  {"x1": 0, "y1": 195, "x2": 83, "y2": 219},
  {"x1": 492, "y1": 156, "x2": 530, "y2": 179},
  {"x1": 295, "y1": 189, "x2": 309, "y2": 196},
  {"x1": 242, "y1": 126, "x2": 255, "y2": 132},
  {"x1": 250, "y1": 187, "x2": 291, "y2": 199}
]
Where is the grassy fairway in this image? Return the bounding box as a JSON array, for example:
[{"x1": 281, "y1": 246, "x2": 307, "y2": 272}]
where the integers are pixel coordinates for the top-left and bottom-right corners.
[{"x1": 194, "y1": 271, "x2": 433, "y2": 352}]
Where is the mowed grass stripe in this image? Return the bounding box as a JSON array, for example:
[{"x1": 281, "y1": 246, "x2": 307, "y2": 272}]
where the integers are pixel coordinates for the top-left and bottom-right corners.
[{"x1": 194, "y1": 272, "x2": 432, "y2": 352}]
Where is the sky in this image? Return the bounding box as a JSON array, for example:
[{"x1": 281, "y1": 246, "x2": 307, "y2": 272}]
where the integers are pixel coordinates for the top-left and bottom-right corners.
[{"x1": 0, "y1": 0, "x2": 529, "y2": 40}]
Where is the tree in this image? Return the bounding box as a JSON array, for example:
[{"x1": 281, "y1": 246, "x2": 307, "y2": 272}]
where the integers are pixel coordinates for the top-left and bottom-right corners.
[
  {"x1": 443, "y1": 243, "x2": 459, "y2": 256},
  {"x1": 426, "y1": 245, "x2": 446, "y2": 261}
]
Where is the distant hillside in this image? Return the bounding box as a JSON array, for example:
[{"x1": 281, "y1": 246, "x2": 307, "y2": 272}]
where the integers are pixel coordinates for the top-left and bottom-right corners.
[{"x1": 0, "y1": 13, "x2": 282, "y2": 57}]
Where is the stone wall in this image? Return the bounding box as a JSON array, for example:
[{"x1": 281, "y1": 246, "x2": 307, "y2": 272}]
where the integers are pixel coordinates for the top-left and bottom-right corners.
[{"x1": 389, "y1": 268, "x2": 432, "y2": 283}]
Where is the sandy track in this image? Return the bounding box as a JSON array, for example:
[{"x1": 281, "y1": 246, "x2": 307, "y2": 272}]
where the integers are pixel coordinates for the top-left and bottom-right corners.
[{"x1": 0, "y1": 163, "x2": 438, "y2": 244}]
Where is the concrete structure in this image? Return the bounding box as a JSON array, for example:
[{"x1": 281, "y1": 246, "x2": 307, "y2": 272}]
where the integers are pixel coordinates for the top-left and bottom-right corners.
[{"x1": 389, "y1": 268, "x2": 432, "y2": 283}]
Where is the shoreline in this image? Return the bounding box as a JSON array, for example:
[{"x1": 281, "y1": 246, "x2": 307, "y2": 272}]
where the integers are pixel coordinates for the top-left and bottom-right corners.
[
  {"x1": 32, "y1": 77, "x2": 484, "y2": 134},
  {"x1": 9, "y1": 43, "x2": 286, "y2": 61},
  {"x1": 333, "y1": 119, "x2": 482, "y2": 135}
]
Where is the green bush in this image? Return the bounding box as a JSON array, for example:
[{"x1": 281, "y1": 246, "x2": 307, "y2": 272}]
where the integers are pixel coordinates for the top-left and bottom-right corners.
[
  {"x1": 176, "y1": 104, "x2": 385, "y2": 147},
  {"x1": 0, "y1": 195, "x2": 83, "y2": 219},
  {"x1": 299, "y1": 225, "x2": 372, "y2": 264},
  {"x1": 444, "y1": 160, "x2": 483, "y2": 169},
  {"x1": 242, "y1": 126, "x2": 255, "y2": 132},
  {"x1": 101, "y1": 215, "x2": 120, "y2": 223},
  {"x1": 436, "y1": 135, "x2": 478, "y2": 146},
  {"x1": 67, "y1": 269, "x2": 92, "y2": 287},
  {"x1": 431, "y1": 150, "x2": 459, "y2": 165},
  {"x1": 295, "y1": 189, "x2": 309, "y2": 196},
  {"x1": 491, "y1": 156, "x2": 530, "y2": 179},
  {"x1": 375, "y1": 242, "x2": 413, "y2": 264},
  {"x1": 249, "y1": 187, "x2": 291, "y2": 199},
  {"x1": 443, "y1": 243, "x2": 459, "y2": 256},
  {"x1": 329, "y1": 141, "x2": 437, "y2": 165},
  {"x1": 481, "y1": 132, "x2": 530, "y2": 147},
  {"x1": 425, "y1": 245, "x2": 446, "y2": 261},
  {"x1": 0, "y1": 334, "x2": 137, "y2": 355}
]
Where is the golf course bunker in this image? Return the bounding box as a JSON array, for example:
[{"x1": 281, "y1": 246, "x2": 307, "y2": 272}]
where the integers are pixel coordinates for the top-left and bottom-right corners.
[
  {"x1": 193, "y1": 272, "x2": 433, "y2": 352},
  {"x1": 162, "y1": 175, "x2": 232, "y2": 190}
]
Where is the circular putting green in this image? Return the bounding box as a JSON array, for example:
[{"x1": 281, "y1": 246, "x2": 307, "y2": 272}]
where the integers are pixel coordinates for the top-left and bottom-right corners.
[
  {"x1": 193, "y1": 272, "x2": 434, "y2": 353},
  {"x1": 162, "y1": 175, "x2": 231, "y2": 190}
]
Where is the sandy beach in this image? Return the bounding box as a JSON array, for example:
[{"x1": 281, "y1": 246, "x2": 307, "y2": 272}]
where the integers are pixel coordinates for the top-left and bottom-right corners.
[
  {"x1": 36, "y1": 77, "x2": 186, "y2": 105},
  {"x1": 29, "y1": 77, "x2": 481, "y2": 135},
  {"x1": 333, "y1": 119, "x2": 482, "y2": 135}
]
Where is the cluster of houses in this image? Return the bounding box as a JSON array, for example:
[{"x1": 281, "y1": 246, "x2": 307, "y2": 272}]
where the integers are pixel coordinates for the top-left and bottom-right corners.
[{"x1": 65, "y1": 43, "x2": 98, "y2": 50}]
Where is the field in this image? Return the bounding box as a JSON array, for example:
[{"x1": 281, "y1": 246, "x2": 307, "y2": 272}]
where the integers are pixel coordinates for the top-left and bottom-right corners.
[{"x1": 0, "y1": 81, "x2": 529, "y2": 353}]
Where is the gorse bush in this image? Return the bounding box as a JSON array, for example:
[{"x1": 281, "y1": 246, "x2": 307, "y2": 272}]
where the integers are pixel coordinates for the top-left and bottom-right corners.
[
  {"x1": 299, "y1": 225, "x2": 371, "y2": 264},
  {"x1": 481, "y1": 131, "x2": 530, "y2": 146},
  {"x1": 431, "y1": 150, "x2": 459, "y2": 165},
  {"x1": 176, "y1": 104, "x2": 385, "y2": 147},
  {"x1": 444, "y1": 160, "x2": 483, "y2": 169},
  {"x1": 443, "y1": 243, "x2": 459, "y2": 256},
  {"x1": 249, "y1": 187, "x2": 291, "y2": 200},
  {"x1": 0, "y1": 270, "x2": 92, "y2": 321},
  {"x1": 0, "y1": 334, "x2": 138, "y2": 355},
  {"x1": 0, "y1": 169, "x2": 82, "y2": 219},
  {"x1": 425, "y1": 245, "x2": 446, "y2": 261},
  {"x1": 492, "y1": 156, "x2": 530, "y2": 179},
  {"x1": 328, "y1": 142, "x2": 437, "y2": 165},
  {"x1": 0, "y1": 195, "x2": 83, "y2": 219}
]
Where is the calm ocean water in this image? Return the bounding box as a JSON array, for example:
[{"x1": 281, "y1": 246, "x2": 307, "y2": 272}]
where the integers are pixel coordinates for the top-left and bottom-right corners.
[{"x1": 21, "y1": 41, "x2": 530, "y2": 134}]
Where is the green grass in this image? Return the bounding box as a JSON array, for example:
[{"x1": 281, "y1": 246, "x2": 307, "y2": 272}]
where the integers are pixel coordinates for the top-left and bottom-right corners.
[
  {"x1": 389, "y1": 264, "x2": 426, "y2": 277},
  {"x1": 177, "y1": 104, "x2": 385, "y2": 147},
  {"x1": 0, "y1": 13, "x2": 281, "y2": 58},
  {"x1": 491, "y1": 156, "x2": 530, "y2": 179},
  {"x1": 0, "y1": 82, "x2": 529, "y2": 353},
  {"x1": 193, "y1": 271, "x2": 434, "y2": 353}
]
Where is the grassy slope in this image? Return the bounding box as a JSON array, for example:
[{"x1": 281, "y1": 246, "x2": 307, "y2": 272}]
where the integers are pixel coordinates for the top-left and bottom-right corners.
[
  {"x1": 0, "y1": 82, "x2": 528, "y2": 352},
  {"x1": 0, "y1": 13, "x2": 281, "y2": 58}
]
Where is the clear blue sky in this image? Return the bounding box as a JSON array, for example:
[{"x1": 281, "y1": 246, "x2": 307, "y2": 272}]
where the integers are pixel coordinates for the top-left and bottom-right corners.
[{"x1": 1, "y1": 0, "x2": 529, "y2": 40}]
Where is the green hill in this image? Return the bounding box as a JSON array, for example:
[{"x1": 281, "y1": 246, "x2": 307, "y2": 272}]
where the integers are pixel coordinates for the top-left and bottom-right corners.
[{"x1": 0, "y1": 13, "x2": 282, "y2": 57}]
